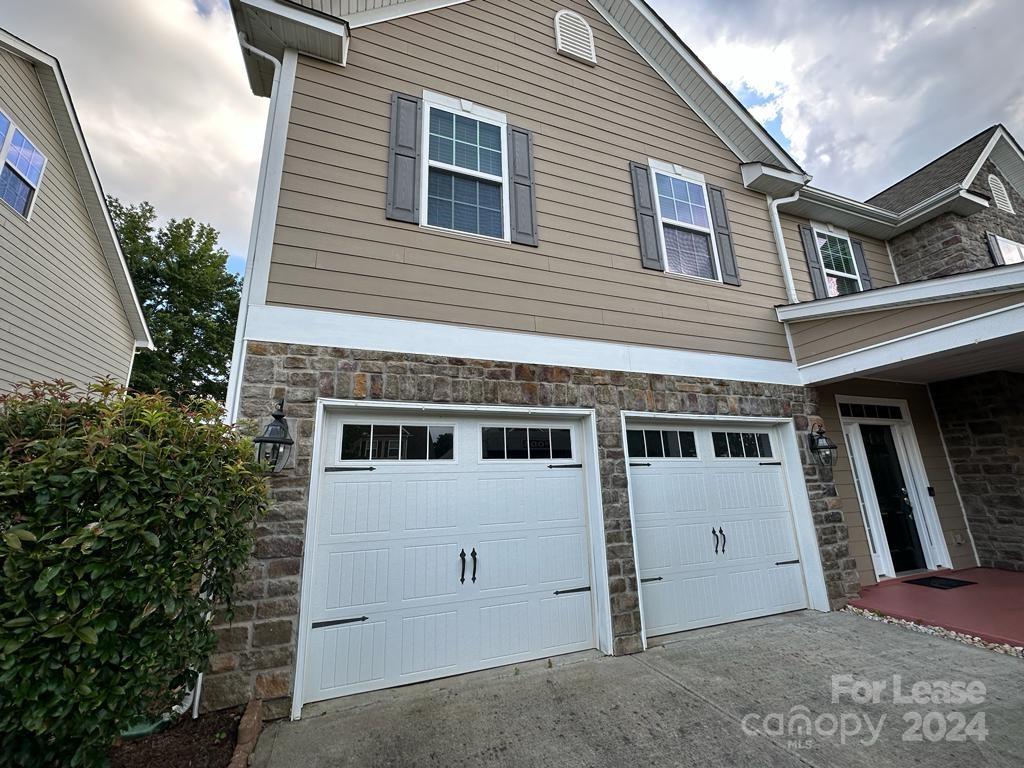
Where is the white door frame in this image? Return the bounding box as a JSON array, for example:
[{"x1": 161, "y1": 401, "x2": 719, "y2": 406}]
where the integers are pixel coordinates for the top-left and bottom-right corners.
[
  {"x1": 619, "y1": 411, "x2": 832, "y2": 649},
  {"x1": 837, "y1": 396, "x2": 953, "y2": 581},
  {"x1": 291, "y1": 398, "x2": 612, "y2": 720}
]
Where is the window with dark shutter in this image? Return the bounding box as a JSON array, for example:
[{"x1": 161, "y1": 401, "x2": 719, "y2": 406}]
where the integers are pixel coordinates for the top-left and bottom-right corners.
[
  {"x1": 707, "y1": 185, "x2": 741, "y2": 286},
  {"x1": 630, "y1": 162, "x2": 664, "y2": 271}
]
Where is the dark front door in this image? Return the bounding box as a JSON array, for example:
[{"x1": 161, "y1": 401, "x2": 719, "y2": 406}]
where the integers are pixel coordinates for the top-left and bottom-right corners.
[{"x1": 860, "y1": 424, "x2": 926, "y2": 573}]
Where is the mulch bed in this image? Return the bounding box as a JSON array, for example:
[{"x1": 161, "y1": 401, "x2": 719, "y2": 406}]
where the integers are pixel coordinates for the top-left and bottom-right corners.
[{"x1": 109, "y1": 707, "x2": 242, "y2": 768}]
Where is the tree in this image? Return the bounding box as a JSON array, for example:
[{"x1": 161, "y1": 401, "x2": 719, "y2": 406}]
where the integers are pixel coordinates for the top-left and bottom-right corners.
[{"x1": 108, "y1": 198, "x2": 240, "y2": 401}]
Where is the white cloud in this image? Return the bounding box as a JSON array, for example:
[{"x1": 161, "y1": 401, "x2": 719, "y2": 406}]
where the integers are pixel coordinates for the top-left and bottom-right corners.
[
  {"x1": 1, "y1": 0, "x2": 266, "y2": 260},
  {"x1": 650, "y1": 0, "x2": 1024, "y2": 201}
]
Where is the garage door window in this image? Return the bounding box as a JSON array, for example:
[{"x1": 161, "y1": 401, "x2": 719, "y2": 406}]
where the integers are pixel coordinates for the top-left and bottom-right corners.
[
  {"x1": 626, "y1": 429, "x2": 698, "y2": 459},
  {"x1": 339, "y1": 423, "x2": 454, "y2": 461},
  {"x1": 481, "y1": 426, "x2": 572, "y2": 460},
  {"x1": 711, "y1": 431, "x2": 772, "y2": 459}
]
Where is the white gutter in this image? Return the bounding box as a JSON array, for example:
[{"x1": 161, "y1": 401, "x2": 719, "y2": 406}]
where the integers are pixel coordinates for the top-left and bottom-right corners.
[
  {"x1": 225, "y1": 35, "x2": 283, "y2": 424},
  {"x1": 768, "y1": 190, "x2": 802, "y2": 304}
]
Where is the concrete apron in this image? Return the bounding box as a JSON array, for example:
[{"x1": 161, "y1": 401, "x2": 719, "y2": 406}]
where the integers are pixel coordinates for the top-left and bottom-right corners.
[{"x1": 254, "y1": 611, "x2": 1024, "y2": 768}]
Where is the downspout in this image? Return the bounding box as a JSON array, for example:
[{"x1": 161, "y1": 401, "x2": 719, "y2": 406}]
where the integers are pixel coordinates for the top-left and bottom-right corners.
[
  {"x1": 225, "y1": 35, "x2": 284, "y2": 424},
  {"x1": 768, "y1": 190, "x2": 803, "y2": 305}
]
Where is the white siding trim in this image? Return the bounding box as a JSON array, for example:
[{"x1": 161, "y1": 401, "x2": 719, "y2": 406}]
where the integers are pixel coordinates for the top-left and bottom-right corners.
[
  {"x1": 797, "y1": 301, "x2": 1024, "y2": 384},
  {"x1": 243, "y1": 304, "x2": 804, "y2": 385},
  {"x1": 344, "y1": 0, "x2": 471, "y2": 28},
  {"x1": 776, "y1": 262, "x2": 1024, "y2": 321}
]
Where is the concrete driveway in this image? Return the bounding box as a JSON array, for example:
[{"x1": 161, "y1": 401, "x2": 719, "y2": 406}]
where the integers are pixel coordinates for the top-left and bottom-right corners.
[{"x1": 254, "y1": 611, "x2": 1024, "y2": 767}]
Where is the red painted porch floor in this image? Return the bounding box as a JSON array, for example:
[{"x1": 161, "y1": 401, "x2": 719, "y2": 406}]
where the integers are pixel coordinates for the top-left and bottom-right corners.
[{"x1": 850, "y1": 567, "x2": 1024, "y2": 648}]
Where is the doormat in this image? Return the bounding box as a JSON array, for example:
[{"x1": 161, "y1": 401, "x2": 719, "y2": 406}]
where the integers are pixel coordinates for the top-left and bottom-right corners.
[{"x1": 903, "y1": 576, "x2": 976, "y2": 590}]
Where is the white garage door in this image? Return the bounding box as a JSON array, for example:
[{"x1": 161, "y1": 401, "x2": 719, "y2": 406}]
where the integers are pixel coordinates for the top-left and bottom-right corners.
[
  {"x1": 302, "y1": 413, "x2": 596, "y2": 703},
  {"x1": 628, "y1": 423, "x2": 808, "y2": 637}
]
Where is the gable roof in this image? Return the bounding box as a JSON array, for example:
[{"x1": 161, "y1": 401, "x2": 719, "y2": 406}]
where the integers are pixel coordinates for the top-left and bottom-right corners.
[
  {"x1": 0, "y1": 28, "x2": 152, "y2": 350},
  {"x1": 866, "y1": 125, "x2": 999, "y2": 213},
  {"x1": 231, "y1": 0, "x2": 806, "y2": 175}
]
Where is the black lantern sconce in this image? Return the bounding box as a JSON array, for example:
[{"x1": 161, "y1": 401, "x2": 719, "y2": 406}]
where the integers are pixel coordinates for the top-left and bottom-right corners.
[
  {"x1": 253, "y1": 400, "x2": 294, "y2": 473},
  {"x1": 808, "y1": 424, "x2": 838, "y2": 467}
]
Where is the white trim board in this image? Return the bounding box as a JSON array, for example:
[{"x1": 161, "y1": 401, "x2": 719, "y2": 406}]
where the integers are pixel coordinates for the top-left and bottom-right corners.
[
  {"x1": 290, "y1": 398, "x2": 613, "y2": 720},
  {"x1": 797, "y1": 302, "x2": 1024, "y2": 384},
  {"x1": 242, "y1": 304, "x2": 804, "y2": 385},
  {"x1": 776, "y1": 262, "x2": 1024, "y2": 321},
  {"x1": 345, "y1": 0, "x2": 470, "y2": 28}
]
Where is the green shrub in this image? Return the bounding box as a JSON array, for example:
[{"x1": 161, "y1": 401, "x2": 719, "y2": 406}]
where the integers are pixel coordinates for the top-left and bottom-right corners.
[{"x1": 0, "y1": 382, "x2": 268, "y2": 767}]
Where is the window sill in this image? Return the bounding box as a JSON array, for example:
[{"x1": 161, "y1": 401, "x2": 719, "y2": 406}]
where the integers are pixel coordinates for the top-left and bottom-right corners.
[
  {"x1": 418, "y1": 222, "x2": 512, "y2": 246},
  {"x1": 658, "y1": 269, "x2": 725, "y2": 287}
]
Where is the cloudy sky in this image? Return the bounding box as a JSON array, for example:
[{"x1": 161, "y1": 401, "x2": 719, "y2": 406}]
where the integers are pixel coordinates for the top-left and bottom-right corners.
[{"x1": 2, "y1": 0, "x2": 1022, "y2": 273}]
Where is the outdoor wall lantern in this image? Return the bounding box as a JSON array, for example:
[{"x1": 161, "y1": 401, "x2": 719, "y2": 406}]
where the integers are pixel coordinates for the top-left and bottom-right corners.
[
  {"x1": 808, "y1": 424, "x2": 838, "y2": 467},
  {"x1": 253, "y1": 400, "x2": 294, "y2": 473}
]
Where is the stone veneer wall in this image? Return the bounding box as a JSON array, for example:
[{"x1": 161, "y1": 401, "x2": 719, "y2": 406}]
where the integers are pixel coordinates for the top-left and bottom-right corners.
[
  {"x1": 889, "y1": 161, "x2": 1024, "y2": 283},
  {"x1": 930, "y1": 371, "x2": 1024, "y2": 571},
  {"x1": 201, "y1": 342, "x2": 860, "y2": 716}
]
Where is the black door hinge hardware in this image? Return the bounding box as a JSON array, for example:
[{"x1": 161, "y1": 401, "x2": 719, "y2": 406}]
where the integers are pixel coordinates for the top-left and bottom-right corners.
[
  {"x1": 312, "y1": 616, "x2": 369, "y2": 629},
  {"x1": 759, "y1": 461, "x2": 782, "y2": 466},
  {"x1": 630, "y1": 462, "x2": 652, "y2": 467},
  {"x1": 459, "y1": 549, "x2": 467, "y2": 584},
  {"x1": 712, "y1": 527, "x2": 719, "y2": 554},
  {"x1": 775, "y1": 559, "x2": 800, "y2": 566},
  {"x1": 470, "y1": 548, "x2": 478, "y2": 583},
  {"x1": 640, "y1": 577, "x2": 663, "y2": 584},
  {"x1": 719, "y1": 527, "x2": 726, "y2": 554},
  {"x1": 548, "y1": 463, "x2": 583, "y2": 469},
  {"x1": 325, "y1": 466, "x2": 376, "y2": 472},
  {"x1": 553, "y1": 586, "x2": 592, "y2": 595}
]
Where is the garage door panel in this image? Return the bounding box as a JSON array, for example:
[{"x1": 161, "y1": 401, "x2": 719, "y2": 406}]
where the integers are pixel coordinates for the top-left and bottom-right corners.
[
  {"x1": 403, "y1": 478, "x2": 458, "y2": 530},
  {"x1": 677, "y1": 523, "x2": 717, "y2": 568},
  {"x1": 477, "y1": 601, "x2": 532, "y2": 661},
  {"x1": 721, "y1": 516, "x2": 797, "y2": 562},
  {"x1": 403, "y1": 543, "x2": 461, "y2": 600},
  {"x1": 475, "y1": 477, "x2": 530, "y2": 526},
  {"x1": 536, "y1": 475, "x2": 586, "y2": 523},
  {"x1": 632, "y1": 470, "x2": 708, "y2": 518},
  {"x1": 475, "y1": 537, "x2": 529, "y2": 591},
  {"x1": 307, "y1": 619, "x2": 387, "y2": 697},
  {"x1": 325, "y1": 479, "x2": 393, "y2": 536},
  {"x1": 541, "y1": 593, "x2": 593, "y2": 650},
  {"x1": 400, "y1": 611, "x2": 459, "y2": 676},
  {"x1": 711, "y1": 470, "x2": 786, "y2": 512},
  {"x1": 324, "y1": 548, "x2": 390, "y2": 610},
  {"x1": 538, "y1": 532, "x2": 589, "y2": 584}
]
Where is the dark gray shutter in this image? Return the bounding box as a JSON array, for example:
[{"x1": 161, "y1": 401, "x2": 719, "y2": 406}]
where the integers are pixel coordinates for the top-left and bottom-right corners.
[
  {"x1": 629, "y1": 162, "x2": 663, "y2": 271},
  {"x1": 799, "y1": 224, "x2": 829, "y2": 300},
  {"x1": 987, "y1": 232, "x2": 1005, "y2": 265},
  {"x1": 507, "y1": 125, "x2": 538, "y2": 246},
  {"x1": 706, "y1": 185, "x2": 740, "y2": 286},
  {"x1": 386, "y1": 92, "x2": 421, "y2": 223},
  {"x1": 849, "y1": 238, "x2": 873, "y2": 290}
]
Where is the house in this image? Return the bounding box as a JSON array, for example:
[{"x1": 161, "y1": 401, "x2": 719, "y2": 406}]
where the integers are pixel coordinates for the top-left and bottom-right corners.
[
  {"x1": 0, "y1": 28, "x2": 151, "y2": 392},
  {"x1": 210, "y1": 0, "x2": 1024, "y2": 718}
]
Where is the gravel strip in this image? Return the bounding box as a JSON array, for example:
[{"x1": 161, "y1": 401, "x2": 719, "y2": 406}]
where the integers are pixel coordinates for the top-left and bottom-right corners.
[{"x1": 844, "y1": 605, "x2": 1024, "y2": 659}]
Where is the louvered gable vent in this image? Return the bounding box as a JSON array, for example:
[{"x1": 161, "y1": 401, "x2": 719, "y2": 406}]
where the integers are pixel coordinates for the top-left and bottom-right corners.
[
  {"x1": 989, "y1": 174, "x2": 1015, "y2": 214},
  {"x1": 554, "y1": 10, "x2": 597, "y2": 65}
]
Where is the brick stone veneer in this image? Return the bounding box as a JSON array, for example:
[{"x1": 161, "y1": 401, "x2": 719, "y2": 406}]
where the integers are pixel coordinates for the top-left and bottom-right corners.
[
  {"x1": 201, "y1": 342, "x2": 860, "y2": 716},
  {"x1": 888, "y1": 161, "x2": 1024, "y2": 283},
  {"x1": 930, "y1": 371, "x2": 1024, "y2": 571}
]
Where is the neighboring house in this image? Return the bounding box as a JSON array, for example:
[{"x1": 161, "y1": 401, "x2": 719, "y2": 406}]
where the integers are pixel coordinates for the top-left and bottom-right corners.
[
  {"x1": 212, "y1": 0, "x2": 1024, "y2": 718},
  {"x1": 0, "y1": 28, "x2": 151, "y2": 392}
]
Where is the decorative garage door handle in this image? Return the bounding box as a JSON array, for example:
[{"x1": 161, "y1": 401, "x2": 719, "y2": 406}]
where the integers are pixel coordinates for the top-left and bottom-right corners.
[
  {"x1": 719, "y1": 527, "x2": 726, "y2": 554},
  {"x1": 471, "y1": 548, "x2": 478, "y2": 583},
  {"x1": 712, "y1": 527, "x2": 719, "y2": 554},
  {"x1": 459, "y1": 549, "x2": 466, "y2": 584}
]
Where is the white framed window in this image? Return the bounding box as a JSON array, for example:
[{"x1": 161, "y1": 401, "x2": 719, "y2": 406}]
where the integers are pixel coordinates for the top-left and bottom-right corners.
[
  {"x1": 0, "y1": 110, "x2": 46, "y2": 219},
  {"x1": 420, "y1": 91, "x2": 510, "y2": 242},
  {"x1": 338, "y1": 422, "x2": 455, "y2": 462},
  {"x1": 649, "y1": 159, "x2": 720, "y2": 281},
  {"x1": 988, "y1": 174, "x2": 1014, "y2": 214},
  {"x1": 480, "y1": 425, "x2": 573, "y2": 461},
  {"x1": 992, "y1": 234, "x2": 1024, "y2": 265},
  {"x1": 812, "y1": 222, "x2": 862, "y2": 296}
]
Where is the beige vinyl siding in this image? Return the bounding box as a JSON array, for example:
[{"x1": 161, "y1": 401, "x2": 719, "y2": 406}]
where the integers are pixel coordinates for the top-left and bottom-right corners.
[
  {"x1": 267, "y1": 0, "x2": 795, "y2": 360},
  {"x1": 0, "y1": 49, "x2": 135, "y2": 391},
  {"x1": 816, "y1": 380, "x2": 976, "y2": 588},
  {"x1": 780, "y1": 214, "x2": 896, "y2": 303},
  {"x1": 789, "y1": 289, "x2": 1024, "y2": 365}
]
